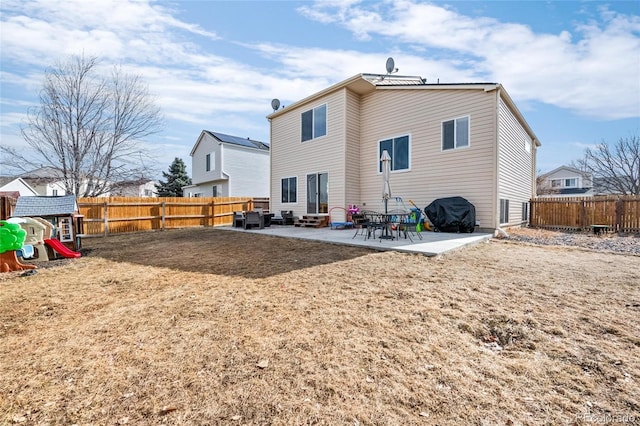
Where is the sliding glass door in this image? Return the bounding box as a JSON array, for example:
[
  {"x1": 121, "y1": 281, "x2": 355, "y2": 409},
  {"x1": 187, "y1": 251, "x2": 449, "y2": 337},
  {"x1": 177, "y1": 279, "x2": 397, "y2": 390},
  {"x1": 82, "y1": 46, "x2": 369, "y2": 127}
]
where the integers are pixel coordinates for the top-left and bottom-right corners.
[{"x1": 306, "y1": 172, "x2": 328, "y2": 214}]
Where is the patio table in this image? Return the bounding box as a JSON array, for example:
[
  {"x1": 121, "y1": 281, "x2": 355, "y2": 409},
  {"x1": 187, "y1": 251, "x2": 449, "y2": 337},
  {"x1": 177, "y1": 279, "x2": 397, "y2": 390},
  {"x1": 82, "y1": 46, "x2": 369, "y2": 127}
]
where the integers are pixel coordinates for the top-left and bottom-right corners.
[{"x1": 374, "y1": 212, "x2": 413, "y2": 242}]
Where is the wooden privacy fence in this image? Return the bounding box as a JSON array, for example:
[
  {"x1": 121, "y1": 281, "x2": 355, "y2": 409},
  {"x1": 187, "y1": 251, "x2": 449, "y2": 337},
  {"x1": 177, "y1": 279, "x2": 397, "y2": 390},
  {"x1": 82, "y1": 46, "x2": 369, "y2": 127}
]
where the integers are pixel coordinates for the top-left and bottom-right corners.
[
  {"x1": 78, "y1": 196, "x2": 269, "y2": 236},
  {"x1": 530, "y1": 195, "x2": 640, "y2": 232}
]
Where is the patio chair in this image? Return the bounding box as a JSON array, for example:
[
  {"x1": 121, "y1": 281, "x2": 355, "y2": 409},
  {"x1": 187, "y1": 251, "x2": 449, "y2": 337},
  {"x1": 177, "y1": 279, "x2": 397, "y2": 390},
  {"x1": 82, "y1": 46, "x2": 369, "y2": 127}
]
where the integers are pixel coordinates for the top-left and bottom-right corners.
[
  {"x1": 360, "y1": 211, "x2": 385, "y2": 240},
  {"x1": 233, "y1": 211, "x2": 245, "y2": 228},
  {"x1": 281, "y1": 210, "x2": 295, "y2": 225},
  {"x1": 244, "y1": 211, "x2": 264, "y2": 229},
  {"x1": 351, "y1": 213, "x2": 368, "y2": 238}
]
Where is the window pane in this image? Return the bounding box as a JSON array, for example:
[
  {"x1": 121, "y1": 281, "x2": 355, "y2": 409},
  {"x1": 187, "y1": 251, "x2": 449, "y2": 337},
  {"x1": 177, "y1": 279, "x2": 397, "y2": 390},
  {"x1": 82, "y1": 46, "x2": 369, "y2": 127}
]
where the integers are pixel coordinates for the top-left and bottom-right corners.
[
  {"x1": 456, "y1": 117, "x2": 469, "y2": 147},
  {"x1": 281, "y1": 178, "x2": 288, "y2": 203},
  {"x1": 379, "y1": 139, "x2": 392, "y2": 172},
  {"x1": 290, "y1": 178, "x2": 296, "y2": 203},
  {"x1": 314, "y1": 105, "x2": 327, "y2": 138},
  {"x1": 301, "y1": 110, "x2": 313, "y2": 142},
  {"x1": 393, "y1": 136, "x2": 409, "y2": 170},
  {"x1": 500, "y1": 199, "x2": 509, "y2": 223},
  {"x1": 307, "y1": 174, "x2": 317, "y2": 214},
  {"x1": 318, "y1": 173, "x2": 328, "y2": 214},
  {"x1": 442, "y1": 120, "x2": 455, "y2": 150},
  {"x1": 206, "y1": 153, "x2": 210, "y2": 171}
]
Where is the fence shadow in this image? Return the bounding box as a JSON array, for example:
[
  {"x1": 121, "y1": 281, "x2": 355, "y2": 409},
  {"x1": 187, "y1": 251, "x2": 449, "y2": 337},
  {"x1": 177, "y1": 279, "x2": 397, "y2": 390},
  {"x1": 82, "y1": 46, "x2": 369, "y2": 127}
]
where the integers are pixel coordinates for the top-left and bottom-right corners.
[{"x1": 82, "y1": 227, "x2": 375, "y2": 279}]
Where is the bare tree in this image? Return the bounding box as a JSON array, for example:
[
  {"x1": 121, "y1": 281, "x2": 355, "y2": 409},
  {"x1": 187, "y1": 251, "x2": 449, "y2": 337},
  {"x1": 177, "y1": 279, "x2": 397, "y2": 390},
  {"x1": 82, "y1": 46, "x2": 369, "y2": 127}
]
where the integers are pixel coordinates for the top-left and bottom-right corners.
[
  {"x1": 573, "y1": 134, "x2": 640, "y2": 196},
  {"x1": 3, "y1": 54, "x2": 162, "y2": 197}
]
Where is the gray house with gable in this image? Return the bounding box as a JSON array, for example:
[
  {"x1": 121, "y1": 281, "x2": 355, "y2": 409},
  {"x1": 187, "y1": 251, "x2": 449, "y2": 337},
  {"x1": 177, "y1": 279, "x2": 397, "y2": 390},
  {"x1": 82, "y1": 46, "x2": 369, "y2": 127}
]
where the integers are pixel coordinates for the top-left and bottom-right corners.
[{"x1": 183, "y1": 130, "x2": 270, "y2": 198}]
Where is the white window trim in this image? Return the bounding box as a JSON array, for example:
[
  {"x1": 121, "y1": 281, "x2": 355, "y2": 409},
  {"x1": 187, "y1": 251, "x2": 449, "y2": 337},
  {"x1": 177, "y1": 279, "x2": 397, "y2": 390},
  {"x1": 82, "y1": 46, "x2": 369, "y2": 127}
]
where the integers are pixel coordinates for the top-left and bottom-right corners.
[
  {"x1": 377, "y1": 134, "x2": 411, "y2": 174},
  {"x1": 281, "y1": 176, "x2": 298, "y2": 204},
  {"x1": 301, "y1": 103, "x2": 328, "y2": 142},
  {"x1": 550, "y1": 177, "x2": 580, "y2": 188},
  {"x1": 564, "y1": 178, "x2": 578, "y2": 188},
  {"x1": 441, "y1": 115, "x2": 471, "y2": 151}
]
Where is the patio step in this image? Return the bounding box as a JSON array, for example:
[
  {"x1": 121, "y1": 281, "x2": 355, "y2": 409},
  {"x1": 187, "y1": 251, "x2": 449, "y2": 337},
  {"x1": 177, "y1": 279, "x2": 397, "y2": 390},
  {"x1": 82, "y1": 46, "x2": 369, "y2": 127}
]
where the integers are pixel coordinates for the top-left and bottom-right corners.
[{"x1": 294, "y1": 215, "x2": 329, "y2": 228}]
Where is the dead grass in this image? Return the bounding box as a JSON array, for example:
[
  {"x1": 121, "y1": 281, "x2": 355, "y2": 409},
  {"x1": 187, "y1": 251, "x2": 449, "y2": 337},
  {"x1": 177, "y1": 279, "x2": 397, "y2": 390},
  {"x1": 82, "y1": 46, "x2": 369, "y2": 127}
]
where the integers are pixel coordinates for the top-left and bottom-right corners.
[{"x1": 1, "y1": 228, "x2": 639, "y2": 425}]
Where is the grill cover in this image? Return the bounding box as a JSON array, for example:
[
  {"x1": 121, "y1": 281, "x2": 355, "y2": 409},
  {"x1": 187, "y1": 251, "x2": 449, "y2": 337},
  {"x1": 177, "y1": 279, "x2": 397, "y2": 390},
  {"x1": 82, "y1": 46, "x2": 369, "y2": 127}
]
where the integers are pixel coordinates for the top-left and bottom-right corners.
[{"x1": 424, "y1": 196, "x2": 476, "y2": 233}]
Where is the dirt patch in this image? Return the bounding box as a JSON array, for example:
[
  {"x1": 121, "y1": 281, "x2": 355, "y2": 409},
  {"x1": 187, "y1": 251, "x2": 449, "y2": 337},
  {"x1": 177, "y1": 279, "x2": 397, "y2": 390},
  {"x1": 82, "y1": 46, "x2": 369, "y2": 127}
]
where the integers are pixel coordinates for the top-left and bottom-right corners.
[
  {"x1": 1, "y1": 229, "x2": 638, "y2": 425},
  {"x1": 81, "y1": 228, "x2": 375, "y2": 279}
]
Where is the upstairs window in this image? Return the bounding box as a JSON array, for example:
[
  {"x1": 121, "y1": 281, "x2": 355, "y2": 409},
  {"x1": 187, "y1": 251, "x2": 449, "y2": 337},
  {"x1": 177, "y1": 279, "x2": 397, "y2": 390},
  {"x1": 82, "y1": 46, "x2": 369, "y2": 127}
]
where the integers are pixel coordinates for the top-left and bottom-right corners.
[
  {"x1": 565, "y1": 178, "x2": 577, "y2": 188},
  {"x1": 379, "y1": 135, "x2": 410, "y2": 172},
  {"x1": 301, "y1": 104, "x2": 327, "y2": 142},
  {"x1": 442, "y1": 116, "x2": 470, "y2": 150},
  {"x1": 206, "y1": 152, "x2": 215, "y2": 172}
]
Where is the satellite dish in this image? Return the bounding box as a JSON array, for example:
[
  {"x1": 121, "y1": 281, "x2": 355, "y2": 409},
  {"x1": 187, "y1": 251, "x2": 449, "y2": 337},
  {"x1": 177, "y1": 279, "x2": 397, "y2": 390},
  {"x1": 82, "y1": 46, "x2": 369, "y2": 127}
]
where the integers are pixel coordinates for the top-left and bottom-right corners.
[
  {"x1": 385, "y1": 57, "x2": 395, "y2": 74},
  {"x1": 271, "y1": 98, "x2": 280, "y2": 111}
]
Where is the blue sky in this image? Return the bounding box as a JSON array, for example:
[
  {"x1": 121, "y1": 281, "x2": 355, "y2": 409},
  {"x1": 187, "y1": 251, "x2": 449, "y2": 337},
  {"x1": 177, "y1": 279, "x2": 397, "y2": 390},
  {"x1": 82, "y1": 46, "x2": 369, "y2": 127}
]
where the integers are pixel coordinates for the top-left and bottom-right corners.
[{"x1": 1, "y1": 0, "x2": 639, "y2": 177}]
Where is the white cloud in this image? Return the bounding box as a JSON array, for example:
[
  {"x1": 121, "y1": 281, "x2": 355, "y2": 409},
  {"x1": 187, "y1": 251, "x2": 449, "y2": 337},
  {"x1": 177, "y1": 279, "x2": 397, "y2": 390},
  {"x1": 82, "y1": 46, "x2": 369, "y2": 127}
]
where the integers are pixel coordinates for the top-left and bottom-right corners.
[
  {"x1": 2, "y1": 0, "x2": 637, "y2": 177},
  {"x1": 0, "y1": 0, "x2": 217, "y2": 68},
  {"x1": 298, "y1": 0, "x2": 640, "y2": 120}
]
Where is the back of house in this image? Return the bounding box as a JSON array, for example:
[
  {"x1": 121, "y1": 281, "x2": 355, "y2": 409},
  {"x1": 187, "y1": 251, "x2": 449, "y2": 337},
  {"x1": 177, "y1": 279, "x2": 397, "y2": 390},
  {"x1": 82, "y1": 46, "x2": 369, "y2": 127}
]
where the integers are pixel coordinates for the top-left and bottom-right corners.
[{"x1": 268, "y1": 73, "x2": 539, "y2": 232}]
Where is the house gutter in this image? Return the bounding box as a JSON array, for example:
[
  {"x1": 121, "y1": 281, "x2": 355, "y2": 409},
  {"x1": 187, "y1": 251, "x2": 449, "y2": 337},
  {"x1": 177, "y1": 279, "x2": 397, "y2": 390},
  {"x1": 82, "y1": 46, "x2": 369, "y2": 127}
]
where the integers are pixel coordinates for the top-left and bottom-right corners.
[{"x1": 267, "y1": 74, "x2": 373, "y2": 120}]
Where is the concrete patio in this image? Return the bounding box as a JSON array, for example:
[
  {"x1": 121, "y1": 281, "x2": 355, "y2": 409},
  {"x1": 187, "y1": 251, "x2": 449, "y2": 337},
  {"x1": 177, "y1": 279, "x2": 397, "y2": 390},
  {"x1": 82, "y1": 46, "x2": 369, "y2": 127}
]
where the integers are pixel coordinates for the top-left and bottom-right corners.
[{"x1": 221, "y1": 224, "x2": 493, "y2": 256}]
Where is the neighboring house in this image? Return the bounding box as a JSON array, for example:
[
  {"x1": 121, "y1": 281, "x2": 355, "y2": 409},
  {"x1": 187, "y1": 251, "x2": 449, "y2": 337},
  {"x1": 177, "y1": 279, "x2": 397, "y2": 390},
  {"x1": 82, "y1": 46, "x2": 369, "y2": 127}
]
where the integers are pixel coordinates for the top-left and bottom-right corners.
[
  {"x1": 537, "y1": 165, "x2": 636, "y2": 197},
  {"x1": 18, "y1": 166, "x2": 111, "y2": 197},
  {"x1": 0, "y1": 177, "x2": 39, "y2": 196},
  {"x1": 19, "y1": 167, "x2": 68, "y2": 196},
  {"x1": 267, "y1": 73, "x2": 540, "y2": 231},
  {"x1": 537, "y1": 166, "x2": 593, "y2": 197},
  {"x1": 110, "y1": 179, "x2": 157, "y2": 197},
  {"x1": 183, "y1": 130, "x2": 270, "y2": 198}
]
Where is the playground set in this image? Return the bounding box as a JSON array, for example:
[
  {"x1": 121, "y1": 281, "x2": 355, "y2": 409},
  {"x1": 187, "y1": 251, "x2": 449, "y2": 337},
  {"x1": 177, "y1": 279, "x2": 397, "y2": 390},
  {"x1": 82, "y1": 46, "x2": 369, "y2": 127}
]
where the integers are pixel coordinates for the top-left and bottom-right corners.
[{"x1": 0, "y1": 195, "x2": 83, "y2": 272}]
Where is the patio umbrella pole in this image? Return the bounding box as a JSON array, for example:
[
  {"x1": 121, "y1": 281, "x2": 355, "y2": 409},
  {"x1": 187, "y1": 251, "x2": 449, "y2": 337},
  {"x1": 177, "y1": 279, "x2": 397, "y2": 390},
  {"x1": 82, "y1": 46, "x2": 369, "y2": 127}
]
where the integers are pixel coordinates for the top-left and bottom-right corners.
[{"x1": 380, "y1": 150, "x2": 393, "y2": 239}]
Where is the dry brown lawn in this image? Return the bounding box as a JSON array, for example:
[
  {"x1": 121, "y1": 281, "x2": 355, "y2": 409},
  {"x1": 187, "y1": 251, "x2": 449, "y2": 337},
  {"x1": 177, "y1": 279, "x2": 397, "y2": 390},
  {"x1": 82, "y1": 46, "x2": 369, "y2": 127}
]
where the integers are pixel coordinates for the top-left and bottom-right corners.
[{"x1": 1, "y1": 228, "x2": 639, "y2": 425}]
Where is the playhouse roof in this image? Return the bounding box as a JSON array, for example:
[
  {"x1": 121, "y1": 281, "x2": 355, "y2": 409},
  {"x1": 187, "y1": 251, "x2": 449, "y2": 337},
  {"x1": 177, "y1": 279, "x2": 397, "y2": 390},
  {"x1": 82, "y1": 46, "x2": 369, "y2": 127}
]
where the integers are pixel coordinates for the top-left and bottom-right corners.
[{"x1": 12, "y1": 195, "x2": 78, "y2": 217}]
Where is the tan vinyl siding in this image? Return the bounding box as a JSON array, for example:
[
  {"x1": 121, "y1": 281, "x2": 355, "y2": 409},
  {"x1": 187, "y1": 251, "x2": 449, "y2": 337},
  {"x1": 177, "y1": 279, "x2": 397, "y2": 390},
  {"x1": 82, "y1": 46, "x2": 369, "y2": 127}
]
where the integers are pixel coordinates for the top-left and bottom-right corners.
[
  {"x1": 270, "y1": 89, "x2": 347, "y2": 217},
  {"x1": 343, "y1": 89, "x2": 361, "y2": 222},
  {"x1": 359, "y1": 88, "x2": 497, "y2": 228},
  {"x1": 498, "y1": 97, "x2": 534, "y2": 226}
]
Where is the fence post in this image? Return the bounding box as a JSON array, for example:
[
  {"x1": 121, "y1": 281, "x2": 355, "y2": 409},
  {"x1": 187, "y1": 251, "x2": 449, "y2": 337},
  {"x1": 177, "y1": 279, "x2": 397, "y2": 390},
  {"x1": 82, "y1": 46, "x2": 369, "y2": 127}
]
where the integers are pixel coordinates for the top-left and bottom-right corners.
[
  {"x1": 211, "y1": 200, "x2": 215, "y2": 227},
  {"x1": 103, "y1": 201, "x2": 109, "y2": 236},
  {"x1": 580, "y1": 200, "x2": 587, "y2": 229},
  {"x1": 615, "y1": 198, "x2": 623, "y2": 232},
  {"x1": 161, "y1": 202, "x2": 166, "y2": 230}
]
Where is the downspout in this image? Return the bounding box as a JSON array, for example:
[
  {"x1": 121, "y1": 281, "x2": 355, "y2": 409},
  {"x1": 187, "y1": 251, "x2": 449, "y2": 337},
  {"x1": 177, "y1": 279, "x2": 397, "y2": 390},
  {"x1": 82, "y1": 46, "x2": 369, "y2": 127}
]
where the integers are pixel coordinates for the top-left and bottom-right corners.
[
  {"x1": 268, "y1": 117, "x2": 273, "y2": 214},
  {"x1": 494, "y1": 86, "x2": 504, "y2": 237}
]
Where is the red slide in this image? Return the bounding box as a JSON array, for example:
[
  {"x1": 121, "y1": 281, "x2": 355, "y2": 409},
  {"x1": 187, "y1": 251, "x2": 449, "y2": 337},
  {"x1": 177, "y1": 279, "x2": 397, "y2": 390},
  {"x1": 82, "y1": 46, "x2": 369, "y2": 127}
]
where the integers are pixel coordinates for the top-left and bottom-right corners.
[{"x1": 44, "y1": 239, "x2": 82, "y2": 258}]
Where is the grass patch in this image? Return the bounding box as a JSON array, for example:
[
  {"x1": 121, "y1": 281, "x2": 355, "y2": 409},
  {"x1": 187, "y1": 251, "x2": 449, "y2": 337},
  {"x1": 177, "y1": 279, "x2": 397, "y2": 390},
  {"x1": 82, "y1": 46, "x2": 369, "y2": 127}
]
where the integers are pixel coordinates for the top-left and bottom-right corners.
[{"x1": 1, "y1": 228, "x2": 638, "y2": 424}]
